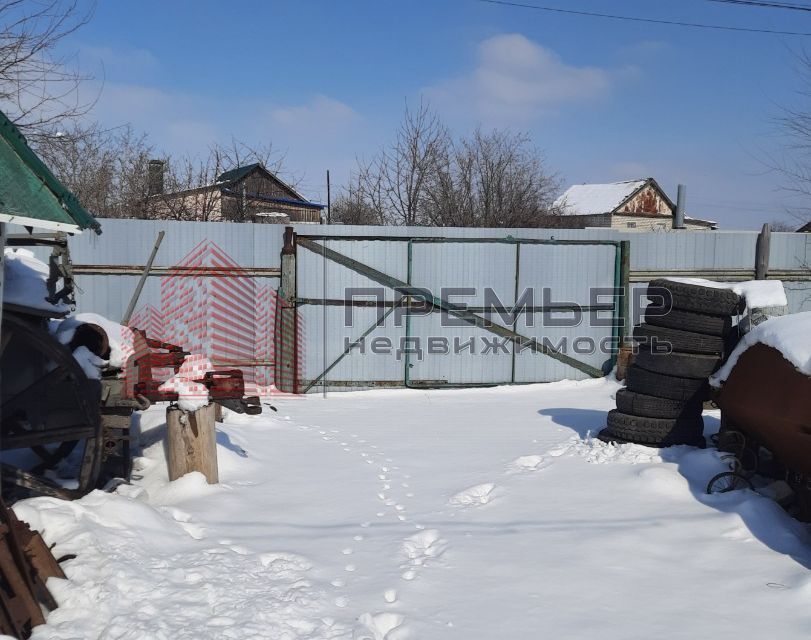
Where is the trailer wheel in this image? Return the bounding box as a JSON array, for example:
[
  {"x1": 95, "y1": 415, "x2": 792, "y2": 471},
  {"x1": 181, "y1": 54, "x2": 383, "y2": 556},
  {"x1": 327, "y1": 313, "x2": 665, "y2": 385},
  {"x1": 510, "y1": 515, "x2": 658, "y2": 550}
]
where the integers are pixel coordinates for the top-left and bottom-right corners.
[
  {"x1": 716, "y1": 429, "x2": 746, "y2": 455},
  {"x1": 0, "y1": 312, "x2": 102, "y2": 501},
  {"x1": 706, "y1": 471, "x2": 753, "y2": 494}
]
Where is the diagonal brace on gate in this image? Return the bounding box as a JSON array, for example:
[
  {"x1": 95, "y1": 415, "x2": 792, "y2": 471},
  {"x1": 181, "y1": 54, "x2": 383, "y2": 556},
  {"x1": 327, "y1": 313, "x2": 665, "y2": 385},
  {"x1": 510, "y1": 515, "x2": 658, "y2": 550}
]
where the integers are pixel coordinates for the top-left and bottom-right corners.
[{"x1": 297, "y1": 237, "x2": 604, "y2": 379}]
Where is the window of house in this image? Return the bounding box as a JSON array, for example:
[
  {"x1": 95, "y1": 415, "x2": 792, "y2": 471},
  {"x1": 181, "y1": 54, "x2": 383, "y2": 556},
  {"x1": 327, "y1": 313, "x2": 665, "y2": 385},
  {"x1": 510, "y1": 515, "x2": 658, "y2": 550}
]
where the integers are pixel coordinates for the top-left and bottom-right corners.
[{"x1": 626, "y1": 222, "x2": 636, "y2": 228}]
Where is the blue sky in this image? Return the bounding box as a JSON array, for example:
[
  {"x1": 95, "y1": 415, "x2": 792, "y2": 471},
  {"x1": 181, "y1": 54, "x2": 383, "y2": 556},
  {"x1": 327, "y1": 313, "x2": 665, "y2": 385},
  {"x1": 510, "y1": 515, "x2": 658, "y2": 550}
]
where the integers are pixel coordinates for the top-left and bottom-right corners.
[{"x1": 63, "y1": 0, "x2": 811, "y2": 229}]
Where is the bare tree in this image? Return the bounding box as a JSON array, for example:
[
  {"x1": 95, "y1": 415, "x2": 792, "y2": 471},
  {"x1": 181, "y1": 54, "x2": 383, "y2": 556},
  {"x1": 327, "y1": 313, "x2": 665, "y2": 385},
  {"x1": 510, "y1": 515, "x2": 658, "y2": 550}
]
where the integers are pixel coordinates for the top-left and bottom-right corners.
[
  {"x1": 771, "y1": 51, "x2": 811, "y2": 229},
  {"x1": 426, "y1": 128, "x2": 560, "y2": 228},
  {"x1": 331, "y1": 182, "x2": 384, "y2": 225},
  {"x1": 343, "y1": 103, "x2": 560, "y2": 228},
  {"x1": 349, "y1": 102, "x2": 448, "y2": 226},
  {"x1": 43, "y1": 121, "x2": 153, "y2": 217},
  {"x1": 0, "y1": 0, "x2": 97, "y2": 148},
  {"x1": 768, "y1": 219, "x2": 797, "y2": 232}
]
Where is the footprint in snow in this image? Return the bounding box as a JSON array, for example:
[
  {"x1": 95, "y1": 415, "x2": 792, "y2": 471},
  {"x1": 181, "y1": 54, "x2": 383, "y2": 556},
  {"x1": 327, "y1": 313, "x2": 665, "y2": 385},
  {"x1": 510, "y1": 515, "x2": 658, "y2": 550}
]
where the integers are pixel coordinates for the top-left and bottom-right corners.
[
  {"x1": 399, "y1": 532, "x2": 446, "y2": 579},
  {"x1": 401, "y1": 529, "x2": 448, "y2": 569},
  {"x1": 448, "y1": 483, "x2": 496, "y2": 507},
  {"x1": 356, "y1": 612, "x2": 409, "y2": 640},
  {"x1": 510, "y1": 454, "x2": 551, "y2": 473}
]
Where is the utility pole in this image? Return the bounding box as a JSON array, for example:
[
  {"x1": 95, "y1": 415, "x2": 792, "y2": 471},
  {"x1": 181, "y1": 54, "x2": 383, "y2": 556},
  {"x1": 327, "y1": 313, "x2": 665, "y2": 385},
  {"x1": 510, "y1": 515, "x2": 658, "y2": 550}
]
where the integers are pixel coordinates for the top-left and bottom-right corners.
[{"x1": 326, "y1": 170, "x2": 331, "y2": 224}]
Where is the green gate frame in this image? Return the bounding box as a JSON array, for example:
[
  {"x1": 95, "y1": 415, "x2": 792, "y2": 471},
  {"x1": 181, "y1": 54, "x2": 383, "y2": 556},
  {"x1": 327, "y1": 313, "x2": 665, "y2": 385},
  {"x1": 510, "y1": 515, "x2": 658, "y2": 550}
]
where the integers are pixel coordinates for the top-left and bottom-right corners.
[{"x1": 295, "y1": 234, "x2": 630, "y2": 392}]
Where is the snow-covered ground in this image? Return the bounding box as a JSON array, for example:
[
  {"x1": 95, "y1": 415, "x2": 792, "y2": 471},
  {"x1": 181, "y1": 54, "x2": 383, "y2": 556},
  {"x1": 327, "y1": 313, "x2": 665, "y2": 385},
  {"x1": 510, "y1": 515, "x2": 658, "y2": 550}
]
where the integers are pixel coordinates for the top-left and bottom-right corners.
[{"x1": 15, "y1": 379, "x2": 811, "y2": 639}]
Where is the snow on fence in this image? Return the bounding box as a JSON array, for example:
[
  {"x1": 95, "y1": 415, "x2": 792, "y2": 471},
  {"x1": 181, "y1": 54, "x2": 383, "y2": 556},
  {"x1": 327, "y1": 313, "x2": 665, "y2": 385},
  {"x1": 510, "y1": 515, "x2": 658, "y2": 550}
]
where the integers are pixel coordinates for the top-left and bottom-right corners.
[{"x1": 32, "y1": 218, "x2": 811, "y2": 392}]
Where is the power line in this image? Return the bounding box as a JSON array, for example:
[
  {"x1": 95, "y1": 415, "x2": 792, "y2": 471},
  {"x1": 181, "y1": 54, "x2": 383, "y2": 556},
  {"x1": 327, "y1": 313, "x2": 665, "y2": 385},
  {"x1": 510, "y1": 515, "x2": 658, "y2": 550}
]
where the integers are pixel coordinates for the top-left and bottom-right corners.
[
  {"x1": 475, "y1": 0, "x2": 811, "y2": 36},
  {"x1": 706, "y1": 0, "x2": 811, "y2": 12}
]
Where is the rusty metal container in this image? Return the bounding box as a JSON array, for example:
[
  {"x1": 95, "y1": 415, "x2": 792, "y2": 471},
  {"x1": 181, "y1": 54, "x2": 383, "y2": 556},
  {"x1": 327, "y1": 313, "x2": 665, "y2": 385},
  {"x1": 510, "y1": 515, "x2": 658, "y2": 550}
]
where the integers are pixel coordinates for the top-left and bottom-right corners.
[{"x1": 715, "y1": 343, "x2": 811, "y2": 475}]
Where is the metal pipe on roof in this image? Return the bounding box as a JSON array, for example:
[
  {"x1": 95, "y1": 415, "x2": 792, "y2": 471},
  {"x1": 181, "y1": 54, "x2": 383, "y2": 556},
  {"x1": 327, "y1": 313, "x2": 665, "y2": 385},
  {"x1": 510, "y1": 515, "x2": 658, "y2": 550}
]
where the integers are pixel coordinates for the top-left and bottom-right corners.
[{"x1": 673, "y1": 184, "x2": 686, "y2": 229}]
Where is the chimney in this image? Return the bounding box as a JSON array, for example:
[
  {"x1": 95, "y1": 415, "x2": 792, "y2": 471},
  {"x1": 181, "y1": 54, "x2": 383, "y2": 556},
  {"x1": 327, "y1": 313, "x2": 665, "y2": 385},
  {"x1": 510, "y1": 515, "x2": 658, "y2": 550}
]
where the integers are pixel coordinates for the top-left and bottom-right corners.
[
  {"x1": 147, "y1": 159, "x2": 165, "y2": 196},
  {"x1": 673, "y1": 183, "x2": 686, "y2": 230}
]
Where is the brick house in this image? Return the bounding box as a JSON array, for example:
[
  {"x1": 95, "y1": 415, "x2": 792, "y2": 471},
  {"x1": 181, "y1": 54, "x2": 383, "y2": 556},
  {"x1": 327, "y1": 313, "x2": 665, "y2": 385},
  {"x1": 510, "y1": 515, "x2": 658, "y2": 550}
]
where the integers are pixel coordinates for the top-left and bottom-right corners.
[
  {"x1": 552, "y1": 178, "x2": 717, "y2": 230},
  {"x1": 147, "y1": 162, "x2": 324, "y2": 223}
]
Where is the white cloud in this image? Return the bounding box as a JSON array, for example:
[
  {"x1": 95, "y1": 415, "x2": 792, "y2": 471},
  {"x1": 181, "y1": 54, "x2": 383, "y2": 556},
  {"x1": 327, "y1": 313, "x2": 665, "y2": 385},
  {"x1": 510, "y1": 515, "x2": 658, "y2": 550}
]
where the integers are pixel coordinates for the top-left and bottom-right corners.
[
  {"x1": 270, "y1": 95, "x2": 358, "y2": 133},
  {"x1": 424, "y1": 34, "x2": 613, "y2": 124},
  {"x1": 78, "y1": 77, "x2": 363, "y2": 201},
  {"x1": 77, "y1": 44, "x2": 159, "y2": 81},
  {"x1": 84, "y1": 80, "x2": 360, "y2": 154}
]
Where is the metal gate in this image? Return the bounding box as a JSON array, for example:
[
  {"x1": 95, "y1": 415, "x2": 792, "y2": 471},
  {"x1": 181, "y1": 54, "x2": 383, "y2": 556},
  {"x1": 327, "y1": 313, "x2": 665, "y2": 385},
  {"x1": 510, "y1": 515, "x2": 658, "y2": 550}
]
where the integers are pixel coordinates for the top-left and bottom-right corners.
[{"x1": 285, "y1": 233, "x2": 629, "y2": 392}]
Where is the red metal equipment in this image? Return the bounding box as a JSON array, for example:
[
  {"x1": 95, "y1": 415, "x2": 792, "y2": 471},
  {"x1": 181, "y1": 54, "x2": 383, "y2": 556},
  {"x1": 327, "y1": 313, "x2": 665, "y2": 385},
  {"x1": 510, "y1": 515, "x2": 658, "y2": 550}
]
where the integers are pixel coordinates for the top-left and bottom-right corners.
[{"x1": 127, "y1": 330, "x2": 262, "y2": 414}]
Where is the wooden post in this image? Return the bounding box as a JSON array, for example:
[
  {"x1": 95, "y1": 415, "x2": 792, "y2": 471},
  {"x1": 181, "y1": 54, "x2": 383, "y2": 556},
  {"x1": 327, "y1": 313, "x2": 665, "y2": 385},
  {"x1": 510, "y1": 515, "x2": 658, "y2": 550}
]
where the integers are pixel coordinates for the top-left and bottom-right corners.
[
  {"x1": 615, "y1": 344, "x2": 634, "y2": 381},
  {"x1": 166, "y1": 404, "x2": 218, "y2": 483},
  {"x1": 275, "y1": 226, "x2": 299, "y2": 393},
  {"x1": 214, "y1": 403, "x2": 224, "y2": 422},
  {"x1": 755, "y1": 223, "x2": 771, "y2": 280},
  {"x1": 619, "y1": 240, "x2": 631, "y2": 344}
]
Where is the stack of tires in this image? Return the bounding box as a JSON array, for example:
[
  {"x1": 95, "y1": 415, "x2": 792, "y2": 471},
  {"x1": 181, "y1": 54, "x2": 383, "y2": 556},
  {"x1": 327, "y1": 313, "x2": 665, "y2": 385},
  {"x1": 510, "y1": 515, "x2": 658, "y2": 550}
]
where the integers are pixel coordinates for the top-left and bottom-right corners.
[{"x1": 599, "y1": 279, "x2": 744, "y2": 448}]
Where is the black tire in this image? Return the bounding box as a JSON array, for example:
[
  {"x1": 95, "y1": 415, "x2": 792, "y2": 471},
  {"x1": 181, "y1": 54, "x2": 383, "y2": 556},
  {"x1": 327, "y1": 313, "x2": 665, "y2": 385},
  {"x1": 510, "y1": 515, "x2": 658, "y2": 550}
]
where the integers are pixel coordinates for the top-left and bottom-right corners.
[
  {"x1": 598, "y1": 428, "x2": 706, "y2": 449},
  {"x1": 600, "y1": 409, "x2": 704, "y2": 447},
  {"x1": 634, "y1": 348, "x2": 721, "y2": 379},
  {"x1": 632, "y1": 323, "x2": 725, "y2": 355},
  {"x1": 615, "y1": 388, "x2": 702, "y2": 419},
  {"x1": 625, "y1": 364, "x2": 709, "y2": 402},
  {"x1": 647, "y1": 279, "x2": 744, "y2": 316},
  {"x1": 644, "y1": 306, "x2": 732, "y2": 336}
]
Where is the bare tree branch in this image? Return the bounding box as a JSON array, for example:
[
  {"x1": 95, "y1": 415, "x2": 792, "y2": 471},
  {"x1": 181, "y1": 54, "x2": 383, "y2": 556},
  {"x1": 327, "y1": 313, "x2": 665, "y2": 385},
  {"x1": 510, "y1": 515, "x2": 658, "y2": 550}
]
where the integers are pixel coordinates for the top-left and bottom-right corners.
[
  {"x1": 0, "y1": 0, "x2": 98, "y2": 146},
  {"x1": 338, "y1": 103, "x2": 560, "y2": 227}
]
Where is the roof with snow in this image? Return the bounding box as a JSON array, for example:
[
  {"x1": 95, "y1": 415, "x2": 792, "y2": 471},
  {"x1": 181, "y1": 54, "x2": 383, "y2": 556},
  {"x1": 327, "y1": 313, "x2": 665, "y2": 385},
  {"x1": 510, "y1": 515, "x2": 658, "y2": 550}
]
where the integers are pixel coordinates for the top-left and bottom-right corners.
[{"x1": 553, "y1": 179, "x2": 661, "y2": 216}]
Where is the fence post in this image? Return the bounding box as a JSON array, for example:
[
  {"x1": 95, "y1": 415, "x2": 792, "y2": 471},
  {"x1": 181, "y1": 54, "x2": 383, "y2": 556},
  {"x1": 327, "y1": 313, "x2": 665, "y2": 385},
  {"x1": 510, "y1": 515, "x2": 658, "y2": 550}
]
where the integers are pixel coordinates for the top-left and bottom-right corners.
[
  {"x1": 619, "y1": 240, "x2": 631, "y2": 343},
  {"x1": 615, "y1": 240, "x2": 633, "y2": 380},
  {"x1": 755, "y1": 223, "x2": 771, "y2": 280},
  {"x1": 166, "y1": 403, "x2": 219, "y2": 483},
  {"x1": 276, "y1": 226, "x2": 299, "y2": 393}
]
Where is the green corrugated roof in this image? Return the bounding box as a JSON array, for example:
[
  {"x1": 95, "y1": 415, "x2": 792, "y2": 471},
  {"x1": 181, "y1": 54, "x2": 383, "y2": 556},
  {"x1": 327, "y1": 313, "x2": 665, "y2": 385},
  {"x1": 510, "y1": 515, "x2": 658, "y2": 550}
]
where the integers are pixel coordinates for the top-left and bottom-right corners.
[
  {"x1": 0, "y1": 109, "x2": 100, "y2": 234},
  {"x1": 216, "y1": 162, "x2": 261, "y2": 185}
]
